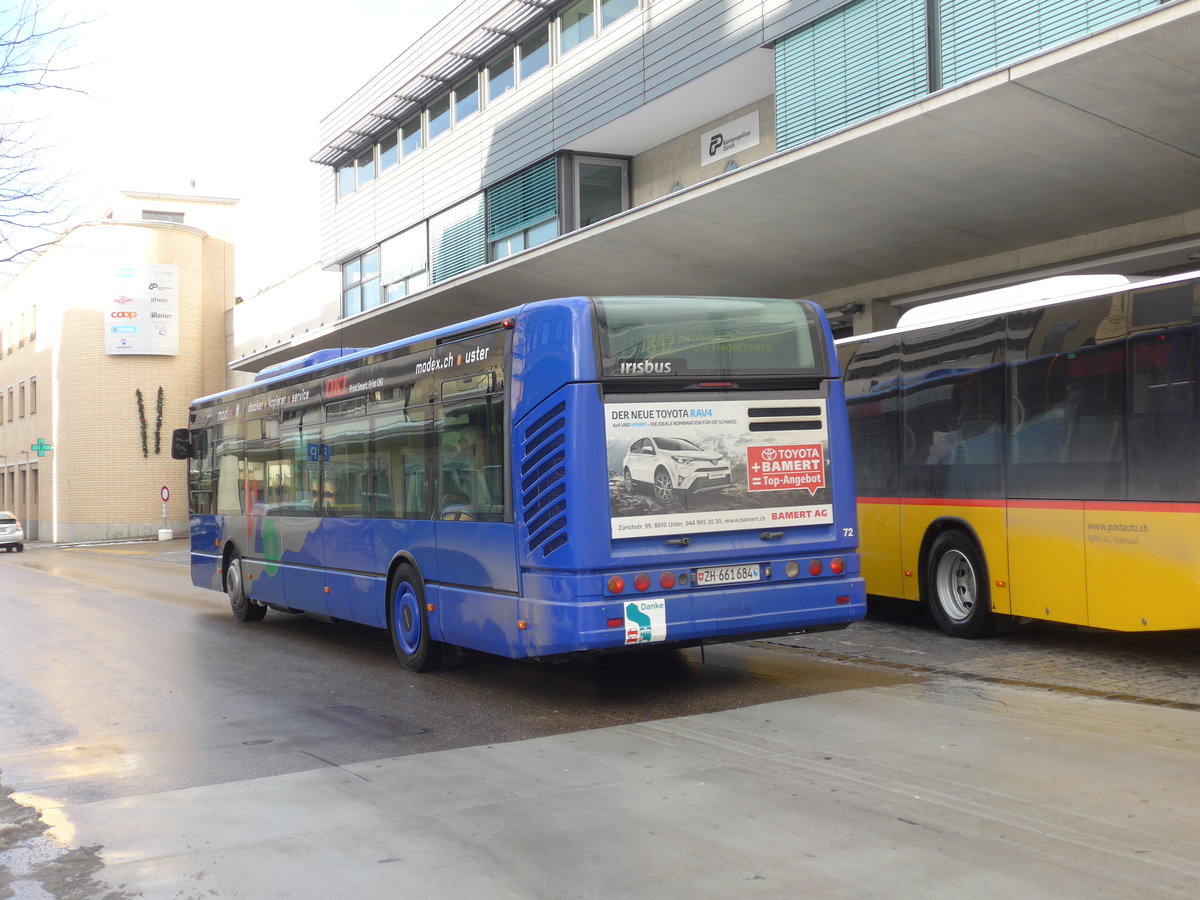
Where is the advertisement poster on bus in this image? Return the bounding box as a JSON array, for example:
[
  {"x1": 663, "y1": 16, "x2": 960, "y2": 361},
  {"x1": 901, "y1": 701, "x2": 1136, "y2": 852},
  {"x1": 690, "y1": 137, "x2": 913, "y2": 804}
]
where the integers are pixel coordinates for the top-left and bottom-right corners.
[{"x1": 605, "y1": 398, "x2": 833, "y2": 540}]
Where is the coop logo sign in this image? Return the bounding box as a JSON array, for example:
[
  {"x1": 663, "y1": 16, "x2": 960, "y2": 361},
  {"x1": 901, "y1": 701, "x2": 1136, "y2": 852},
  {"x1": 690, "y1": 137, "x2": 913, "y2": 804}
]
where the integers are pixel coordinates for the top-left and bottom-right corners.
[
  {"x1": 700, "y1": 111, "x2": 760, "y2": 167},
  {"x1": 110, "y1": 310, "x2": 138, "y2": 318}
]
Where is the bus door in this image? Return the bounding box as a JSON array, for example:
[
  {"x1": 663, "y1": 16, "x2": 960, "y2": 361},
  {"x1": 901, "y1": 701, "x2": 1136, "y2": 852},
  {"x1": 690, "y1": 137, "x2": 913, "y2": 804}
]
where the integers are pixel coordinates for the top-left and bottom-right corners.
[
  {"x1": 269, "y1": 413, "x2": 328, "y2": 615},
  {"x1": 317, "y1": 410, "x2": 378, "y2": 622},
  {"x1": 1005, "y1": 303, "x2": 1118, "y2": 626},
  {"x1": 432, "y1": 390, "x2": 518, "y2": 650}
]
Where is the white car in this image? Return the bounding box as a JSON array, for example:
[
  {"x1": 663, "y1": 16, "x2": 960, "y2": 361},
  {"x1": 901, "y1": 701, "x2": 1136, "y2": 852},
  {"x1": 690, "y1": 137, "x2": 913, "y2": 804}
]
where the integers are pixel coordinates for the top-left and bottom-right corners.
[
  {"x1": 622, "y1": 436, "x2": 732, "y2": 504},
  {"x1": 0, "y1": 511, "x2": 24, "y2": 552}
]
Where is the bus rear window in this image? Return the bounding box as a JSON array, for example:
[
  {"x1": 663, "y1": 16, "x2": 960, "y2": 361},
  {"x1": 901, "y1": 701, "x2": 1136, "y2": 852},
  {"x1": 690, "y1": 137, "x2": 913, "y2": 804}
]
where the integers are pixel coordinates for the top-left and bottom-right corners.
[{"x1": 593, "y1": 296, "x2": 827, "y2": 378}]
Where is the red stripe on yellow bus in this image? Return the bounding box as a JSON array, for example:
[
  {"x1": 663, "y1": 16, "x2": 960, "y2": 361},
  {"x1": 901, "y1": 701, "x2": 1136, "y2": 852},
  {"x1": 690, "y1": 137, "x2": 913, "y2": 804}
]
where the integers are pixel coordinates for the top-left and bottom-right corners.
[{"x1": 858, "y1": 496, "x2": 1200, "y2": 514}]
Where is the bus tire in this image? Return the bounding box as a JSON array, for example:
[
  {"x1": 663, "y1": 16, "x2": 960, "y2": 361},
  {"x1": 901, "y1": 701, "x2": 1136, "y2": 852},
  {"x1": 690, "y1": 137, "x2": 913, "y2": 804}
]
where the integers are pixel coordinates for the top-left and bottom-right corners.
[
  {"x1": 923, "y1": 530, "x2": 994, "y2": 638},
  {"x1": 226, "y1": 552, "x2": 266, "y2": 623},
  {"x1": 388, "y1": 563, "x2": 438, "y2": 671}
]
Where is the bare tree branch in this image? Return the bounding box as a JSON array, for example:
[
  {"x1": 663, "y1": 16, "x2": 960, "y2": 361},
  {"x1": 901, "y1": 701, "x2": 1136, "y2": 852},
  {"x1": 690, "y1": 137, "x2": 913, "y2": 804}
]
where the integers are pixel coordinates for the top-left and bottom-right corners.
[{"x1": 0, "y1": 0, "x2": 89, "y2": 265}]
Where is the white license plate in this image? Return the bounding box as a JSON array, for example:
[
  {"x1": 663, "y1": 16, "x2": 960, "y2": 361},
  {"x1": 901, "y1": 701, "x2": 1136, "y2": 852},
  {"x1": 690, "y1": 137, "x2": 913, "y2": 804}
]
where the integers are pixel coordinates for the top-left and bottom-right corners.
[{"x1": 695, "y1": 564, "x2": 761, "y2": 586}]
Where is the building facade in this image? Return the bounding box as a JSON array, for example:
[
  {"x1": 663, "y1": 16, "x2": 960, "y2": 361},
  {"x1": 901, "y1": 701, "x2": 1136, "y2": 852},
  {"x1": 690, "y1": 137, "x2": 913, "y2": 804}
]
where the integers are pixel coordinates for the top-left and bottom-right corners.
[
  {"x1": 0, "y1": 191, "x2": 235, "y2": 543},
  {"x1": 231, "y1": 0, "x2": 1200, "y2": 373}
]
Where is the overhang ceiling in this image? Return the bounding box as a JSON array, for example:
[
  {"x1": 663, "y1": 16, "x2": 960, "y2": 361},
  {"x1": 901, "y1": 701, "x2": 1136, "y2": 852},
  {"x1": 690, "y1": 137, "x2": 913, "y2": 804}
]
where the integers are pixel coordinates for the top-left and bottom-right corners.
[{"x1": 238, "y1": 2, "x2": 1200, "y2": 371}]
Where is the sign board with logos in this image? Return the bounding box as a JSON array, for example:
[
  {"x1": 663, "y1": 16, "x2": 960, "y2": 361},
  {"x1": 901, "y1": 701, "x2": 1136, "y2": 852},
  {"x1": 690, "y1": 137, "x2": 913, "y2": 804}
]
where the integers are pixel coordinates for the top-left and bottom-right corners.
[
  {"x1": 700, "y1": 111, "x2": 760, "y2": 167},
  {"x1": 106, "y1": 263, "x2": 180, "y2": 356}
]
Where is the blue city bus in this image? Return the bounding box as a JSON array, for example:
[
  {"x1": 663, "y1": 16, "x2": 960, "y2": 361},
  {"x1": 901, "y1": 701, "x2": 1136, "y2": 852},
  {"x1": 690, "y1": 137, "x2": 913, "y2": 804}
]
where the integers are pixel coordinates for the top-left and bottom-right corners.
[{"x1": 173, "y1": 296, "x2": 865, "y2": 670}]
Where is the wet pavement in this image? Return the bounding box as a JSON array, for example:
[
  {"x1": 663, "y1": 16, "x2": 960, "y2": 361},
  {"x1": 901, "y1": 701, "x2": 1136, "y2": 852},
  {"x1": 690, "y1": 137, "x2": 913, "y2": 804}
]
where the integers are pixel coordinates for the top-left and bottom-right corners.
[{"x1": 4, "y1": 540, "x2": 1200, "y2": 897}]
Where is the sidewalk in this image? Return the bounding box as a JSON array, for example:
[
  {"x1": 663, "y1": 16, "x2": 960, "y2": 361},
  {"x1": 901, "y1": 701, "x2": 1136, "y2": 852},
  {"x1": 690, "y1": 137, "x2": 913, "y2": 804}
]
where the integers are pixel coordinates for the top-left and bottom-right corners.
[{"x1": 12, "y1": 676, "x2": 1200, "y2": 899}]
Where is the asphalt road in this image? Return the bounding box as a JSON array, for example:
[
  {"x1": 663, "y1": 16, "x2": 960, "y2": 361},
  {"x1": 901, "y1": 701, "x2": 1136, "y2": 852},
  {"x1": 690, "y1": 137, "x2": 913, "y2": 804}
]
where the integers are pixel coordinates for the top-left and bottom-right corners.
[{"x1": 3, "y1": 541, "x2": 1200, "y2": 898}]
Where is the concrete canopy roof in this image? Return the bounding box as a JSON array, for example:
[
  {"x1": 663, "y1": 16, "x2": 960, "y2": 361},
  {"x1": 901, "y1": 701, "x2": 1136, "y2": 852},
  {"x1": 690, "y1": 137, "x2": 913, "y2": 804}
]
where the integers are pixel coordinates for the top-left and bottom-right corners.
[{"x1": 236, "y1": 2, "x2": 1200, "y2": 372}]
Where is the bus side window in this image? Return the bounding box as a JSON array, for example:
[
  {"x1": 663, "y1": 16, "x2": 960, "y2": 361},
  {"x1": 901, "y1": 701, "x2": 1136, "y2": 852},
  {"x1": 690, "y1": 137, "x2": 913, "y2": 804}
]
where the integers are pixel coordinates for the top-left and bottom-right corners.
[
  {"x1": 215, "y1": 441, "x2": 244, "y2": 515},
  {"x1": 374, "y1": 410, "x2": 429, "y2": 518},
  {"x1": 438, "y1": 396, "x2": 505, "y2": 520}
]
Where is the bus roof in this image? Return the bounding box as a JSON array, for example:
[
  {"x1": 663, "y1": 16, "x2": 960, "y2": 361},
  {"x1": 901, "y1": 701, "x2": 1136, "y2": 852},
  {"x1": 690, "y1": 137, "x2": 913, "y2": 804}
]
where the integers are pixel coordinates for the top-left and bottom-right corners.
[
  {"x1": 895, "y1": 274, "x2": 1133, "y2": 330},
  {"x1": 835, "y1": 270, "x2": 1200, "y2": 347}
]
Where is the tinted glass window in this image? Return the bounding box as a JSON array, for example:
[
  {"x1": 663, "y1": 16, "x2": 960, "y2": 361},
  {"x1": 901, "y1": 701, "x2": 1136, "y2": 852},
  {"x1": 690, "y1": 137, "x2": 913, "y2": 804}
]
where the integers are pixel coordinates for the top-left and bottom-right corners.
[
  {"x1": 1127, "y1": 326, "x2": 1199, "y2": 502},
  {"x1": 843, "y1": 334, "x2": 900, "y2": 497},
  {"x1": 487, "y1": 50, "x2": 515, "y2": 100},
  {"x1": 428, "y1": 94, "x2": 451, "y2": 140},
  {"x1": 519, "y1": 27, "x2": 549, "y2": 80},
  {"x1": 595, "y1": 297, "x2": 826, "y2": 378},
  {"x1": 454, "y1": 74, "x2": 479, "y2": 122},
  {"x1": 1008, "y1": 296, "x2": 1125, "y2": 500},
  {"x1": 901, "y1": 317, "x2": 1005, "y2": 500}
]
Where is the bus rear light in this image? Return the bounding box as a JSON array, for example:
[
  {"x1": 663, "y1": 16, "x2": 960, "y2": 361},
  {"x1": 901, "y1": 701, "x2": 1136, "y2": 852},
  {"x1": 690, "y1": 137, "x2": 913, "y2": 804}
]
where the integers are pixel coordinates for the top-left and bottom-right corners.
[
  {"x1": 830, "y1": 557, "x2": 845, "y2": 575},
  {"x1": 608, "y1": 576, "x2": 625, "y2": 594},
  {"x1": 607, "y1": 617, "x2": 623, "y2": 628},
  {"x1": 785, "y1": 561, "x2": 800, "y2": 578},
  {"x1": 836, "y1": 595, "x2": 851, "y2": 605},
  {"x1": 517, "y1": 620, "x2": 527, "y2": 630},
  {"x1": 808, "y1": 559, "x2": 823, "y2": 576},
  {"x1": 659, "y1": 572, "x2": 676, "y2": 589},
  {"x1": 634, "y1": 573, "x2": 651, "y2": 592},
  {"x1": 677, "y1": 572, "x2": 689, "y2": 585},
  {"x1": 698, "y1": 381, "x2": 734, "y2": 388}
]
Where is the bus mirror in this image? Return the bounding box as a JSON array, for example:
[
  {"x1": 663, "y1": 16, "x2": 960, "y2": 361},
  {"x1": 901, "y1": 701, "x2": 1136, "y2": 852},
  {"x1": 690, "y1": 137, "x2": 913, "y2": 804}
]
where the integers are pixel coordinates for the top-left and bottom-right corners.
[{"x1": 170, "y1": 428, "x2": 192, "y2": 460}]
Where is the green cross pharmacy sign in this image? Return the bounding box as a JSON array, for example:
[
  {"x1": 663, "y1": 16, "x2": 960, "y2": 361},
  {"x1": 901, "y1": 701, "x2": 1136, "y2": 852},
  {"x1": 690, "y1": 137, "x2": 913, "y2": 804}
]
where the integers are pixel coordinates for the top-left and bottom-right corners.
[{"x1": 30, "y1": 438, "x2": 52, "y2": 457}]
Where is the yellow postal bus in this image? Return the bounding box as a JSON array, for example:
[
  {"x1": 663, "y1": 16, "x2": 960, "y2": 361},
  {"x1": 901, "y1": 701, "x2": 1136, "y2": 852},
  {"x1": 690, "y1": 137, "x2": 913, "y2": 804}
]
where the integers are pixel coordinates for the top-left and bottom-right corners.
[{"x1": 838, "y1": 271, "x2": 1200, "y2": 636}]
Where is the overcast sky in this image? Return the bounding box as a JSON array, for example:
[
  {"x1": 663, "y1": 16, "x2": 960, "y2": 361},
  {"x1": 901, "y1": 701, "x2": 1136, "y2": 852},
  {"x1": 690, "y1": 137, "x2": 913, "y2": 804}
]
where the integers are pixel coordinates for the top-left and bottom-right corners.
[{"x1": 11, "y1": 0, "x2": 455, "y2": 296}]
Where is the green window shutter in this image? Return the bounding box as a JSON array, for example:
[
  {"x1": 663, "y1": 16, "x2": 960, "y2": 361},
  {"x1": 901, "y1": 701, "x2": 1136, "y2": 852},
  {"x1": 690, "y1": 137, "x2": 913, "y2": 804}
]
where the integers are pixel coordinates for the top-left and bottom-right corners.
[
  {"x1": 486, "y1": 157, "x2": 559, "y2": 242},
  {"x1": 776, "y1": 0, "x2": 927, "y2": 152},
  {"x1": 939, "y1": 0, "x2": 1160, "y2": 87},
  {"x1": 430, "y1": 195, "x2": 486, "y2": 284}
]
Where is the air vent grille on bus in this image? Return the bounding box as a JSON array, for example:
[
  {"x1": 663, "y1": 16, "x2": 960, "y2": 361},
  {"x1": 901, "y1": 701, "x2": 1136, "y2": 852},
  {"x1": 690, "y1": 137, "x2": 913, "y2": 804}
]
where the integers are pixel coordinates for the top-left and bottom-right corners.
[
  {"x1": 747, "y1": 405, "x2": 824, "y2": 432},
  {"x1": 520, "y1": 402, "x2": 568, "y2": 557}
]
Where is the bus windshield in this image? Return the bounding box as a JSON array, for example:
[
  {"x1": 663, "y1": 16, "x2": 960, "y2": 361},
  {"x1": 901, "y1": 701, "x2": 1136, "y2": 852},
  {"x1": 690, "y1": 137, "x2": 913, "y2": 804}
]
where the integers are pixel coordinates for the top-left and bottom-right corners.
[{"x1": 594, "y1": 296, "x2": 825, "y2": 378}]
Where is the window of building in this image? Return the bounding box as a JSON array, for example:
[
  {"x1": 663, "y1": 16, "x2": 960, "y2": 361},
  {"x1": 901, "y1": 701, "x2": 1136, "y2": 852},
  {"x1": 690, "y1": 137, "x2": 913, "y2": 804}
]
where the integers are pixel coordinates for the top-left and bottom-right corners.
[
  {"x1": 428, "y1": 93, "x2": 451, "y2": 140},
  {"x1": 487, "y1": 157, "x2": 559, "y2": 260},
  {"x1": 430, "y1": 194, "x2": 487, "y2": 283},
  {"x1": 601, "y1": 0, "x2": 638, "y2": 28},
  {"x1": 574, "y1": 156, "x2": 629, "y2": 228},
  {"x1": 356, "y1": 147, "x2": 376, "y2": 187},
  {"x1": 401, "y1": 115, "x2": 422, "y2": 156},
  {"x1": 560, "y1": 0, "x2": 595, "y2": 55},
  {"x1": 381, "y1": 225, "x2": 430, "y2": 302},
  {"x1": 519, "y1": 26, "x2": 550, "y2": 80},
  {"x1": 141, "y1": 210, "x2": 185, "y2": 224},
  {"x1": 487, "y1": 48, "x2": 515, "y2": 100},
  {"x1": 29, "y1": 376, "x2": 35, "y2": 415},
  {"x1": 18, "y1": 382, "x2": 24, "y2": 417},
  {"x1": 6, "y1": 388, "x2": 11, "y2": 422},
  {"x1": 337, "y1": 163, "x2": 356, "y2": 199},
  {"x1": 342, "y1": 249, "x2": 381, "y2": 317},
  {"x1": 454, "y1": 73, "x2": 479, "y2": 123},
  {"x1": 379, "y1": 132, "x2": 399, "y2": 172}
]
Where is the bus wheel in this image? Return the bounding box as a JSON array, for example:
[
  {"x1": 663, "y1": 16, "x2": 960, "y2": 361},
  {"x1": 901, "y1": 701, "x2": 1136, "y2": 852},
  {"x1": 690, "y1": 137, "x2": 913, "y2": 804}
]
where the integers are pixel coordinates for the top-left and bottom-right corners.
[
  {"x1": 652, "y1": 468, "x2": 677, "y2": 507},
  {"x1": 226, "y1": 553, "x2": 266, "y2": 623},
  {"x1": 389, "y1": 564, "x2": 438, "y2": 671},
  {"x1": 923, "y1": 530, "x2": 993, "y2": 638}
]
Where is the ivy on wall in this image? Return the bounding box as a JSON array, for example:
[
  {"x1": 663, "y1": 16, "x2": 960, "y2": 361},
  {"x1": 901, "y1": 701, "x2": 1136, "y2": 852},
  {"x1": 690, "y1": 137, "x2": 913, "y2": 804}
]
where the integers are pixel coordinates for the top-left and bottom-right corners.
[{"x1": 135, "y1": 387, "x2": 166, "y2": 458}]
